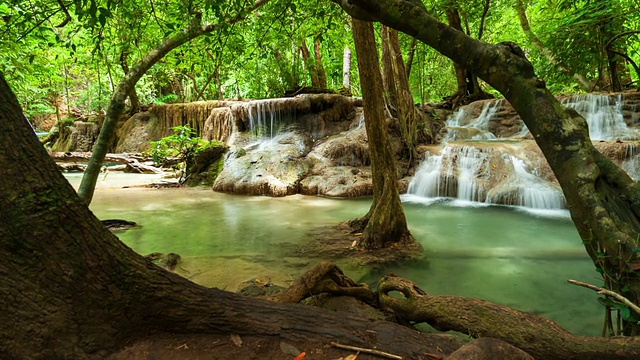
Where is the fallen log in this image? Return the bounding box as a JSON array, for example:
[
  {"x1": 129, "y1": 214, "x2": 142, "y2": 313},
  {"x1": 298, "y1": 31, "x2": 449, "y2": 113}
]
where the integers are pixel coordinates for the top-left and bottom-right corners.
[
  {"x1": 50, "y1": 152, "x2": 180, "y2": 167},
  {"x1": 377, "y1": 274, "x2": 640, "y2": 360},
  {"x1": 51, "y1": 152, "x2": 168, "y2": 174}
]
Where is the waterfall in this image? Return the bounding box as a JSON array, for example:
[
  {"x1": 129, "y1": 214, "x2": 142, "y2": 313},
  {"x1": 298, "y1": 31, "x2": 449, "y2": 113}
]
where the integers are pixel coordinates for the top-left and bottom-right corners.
[
  {"x1": 562, "y1": 94, "x2": 631, "y2": 140},
  {"x1": 408, "y1": 146, "x2": 489, "y2": 201},
  {"x1": 246, "y1": 99, "x2": 297, "y2": 138},
  {"x1": 486, "y1": 156, "x2": 565, "y2": 209},
  {"x1": 622, "y1": 144, "x2": 640, "y2": 181},
  {"x1": 443, "y1": 101, "x2": 501, "y2": 141},
  {"x1": 408, "y1": 145, "x2": 565, "y2": 209}
]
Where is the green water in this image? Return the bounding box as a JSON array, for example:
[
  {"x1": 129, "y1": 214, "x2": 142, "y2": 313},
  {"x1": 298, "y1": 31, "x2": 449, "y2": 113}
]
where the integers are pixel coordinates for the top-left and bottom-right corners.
[{"x1": 70, "y1": 173, "x2": 602, "y2": 336}]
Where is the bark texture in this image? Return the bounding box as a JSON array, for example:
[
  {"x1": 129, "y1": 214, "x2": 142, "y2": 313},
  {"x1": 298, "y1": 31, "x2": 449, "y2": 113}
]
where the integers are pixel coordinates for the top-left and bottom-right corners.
[
  {"x1": 377, "y1": 274, "x2": 640, "y2": 360},
  {"x1": 351, "y1": 18, "x2": 414, "y2": 249},
  {"x1": 0, "y1": 74, "x2": 463, "y2": 359},
  {"x1": 334, "y1": 0, "x2": 640, "y2": 332}
]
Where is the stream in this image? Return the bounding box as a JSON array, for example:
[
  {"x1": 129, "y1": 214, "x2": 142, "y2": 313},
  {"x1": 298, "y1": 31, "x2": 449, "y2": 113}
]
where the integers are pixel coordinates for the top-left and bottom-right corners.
[{"x1": 65, "y1": 172, "x2": 602, "y2": 337}]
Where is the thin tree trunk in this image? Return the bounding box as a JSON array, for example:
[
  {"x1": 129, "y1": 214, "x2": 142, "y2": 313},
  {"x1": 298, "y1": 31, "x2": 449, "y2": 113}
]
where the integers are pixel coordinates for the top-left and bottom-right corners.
[
  {"x1": 119, "y1": 51, "x2": 141, "y2": 113},
  {"x1": 314, "y1": 39, "x2": 328, "y2": 88},
  {"x1": 477, "y1": 0, "x2": 490, "y2": 40},
  {"x1": 381, "y1": 26, "x2": 397, "y2": 115},
  {"x1": 351, "y1": 18, "x2": 414, "y2": 249},
  {"x1": 381, "y1": 25, "x2": 418, "y2": 165},
  {"x1": 405, "y1": 37, "x2": 417, "y2": 79},
  {"x1": 343, "y1": 45, "x2": 352, "y2": 89},
  {"x1": 77, "y1": 1, "x2": 269, "y2": 204},
  {"x1": 300, "y1": 40, "x2": 321, "y2": 87},
  {"x1": 515, "y1": 0, "x2": 594, "y2": 91}
]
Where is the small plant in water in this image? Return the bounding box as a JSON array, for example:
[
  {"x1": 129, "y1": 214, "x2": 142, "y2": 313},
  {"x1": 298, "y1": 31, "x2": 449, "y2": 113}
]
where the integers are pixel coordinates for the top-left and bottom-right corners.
[{"x1": 146, "y1": 125, "x2": 207, "y2": 179}]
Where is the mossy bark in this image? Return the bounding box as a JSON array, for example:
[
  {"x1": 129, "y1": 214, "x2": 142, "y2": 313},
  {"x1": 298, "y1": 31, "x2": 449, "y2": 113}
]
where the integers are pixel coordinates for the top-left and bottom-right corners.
[
  {"x1": 351, "y1": 18, "x2": 414, "y2": 249},
  {"x1": 335, "y1": 0, "x2": 640, "y2": 331}
]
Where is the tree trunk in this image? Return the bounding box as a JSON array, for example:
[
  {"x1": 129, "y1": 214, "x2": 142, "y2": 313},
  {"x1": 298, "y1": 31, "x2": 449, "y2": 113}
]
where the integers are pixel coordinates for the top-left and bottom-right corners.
[
  {"x1": 77, "y1": 1, "x2": 269, "y2": 205},
  {"x1": 334, "y1": 0, "x2": 640, "y2": 332},
  {"x1": 300, "y1": 40, "x2": 321, "y2": 87},
  {"x1": 351, "y1": 18, "x2": 414, "y2": 249},
  {"x1": 314, "y1": 39, "x2": 328, "y2": 88},
  {"x1": 381, "y1": 25, "x2": 418, "y2": 166},
  {"x1": 445, "y1": 6, "x2": 489, "y2": 107},
  {"x1": 515, "y1": 0, "x2": 594, "y2": 92},
  {"x1": 342, "y1": 45, "x2": 352, "y2": 90},
  {"x1": 405, "y1": 37, "x2": 417, "y2": 79},
  {"x1": 0, "y1": 73, "x2": 465, "y2": 359}
]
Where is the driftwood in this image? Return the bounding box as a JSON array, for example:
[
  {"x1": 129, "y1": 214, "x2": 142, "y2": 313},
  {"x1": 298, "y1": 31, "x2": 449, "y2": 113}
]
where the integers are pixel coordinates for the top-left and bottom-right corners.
[
  {"x1": 282, "y1": 263, "x2": 640, "y2": 360},
  {"x1": 50, "y1": 151, "x2": 175, "y2": 174}
]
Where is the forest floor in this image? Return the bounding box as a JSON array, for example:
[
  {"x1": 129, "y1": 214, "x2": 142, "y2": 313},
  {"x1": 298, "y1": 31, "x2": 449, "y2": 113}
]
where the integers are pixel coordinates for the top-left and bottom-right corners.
[{"x1": 108, "y1": 332, "x2": 388, "y2": 360}]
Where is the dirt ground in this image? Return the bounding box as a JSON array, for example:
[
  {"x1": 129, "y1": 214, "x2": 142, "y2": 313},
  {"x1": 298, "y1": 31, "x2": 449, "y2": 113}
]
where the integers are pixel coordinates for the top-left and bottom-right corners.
[{"x1": 108, "y1": 333, "x2": 418, "y2": 360}]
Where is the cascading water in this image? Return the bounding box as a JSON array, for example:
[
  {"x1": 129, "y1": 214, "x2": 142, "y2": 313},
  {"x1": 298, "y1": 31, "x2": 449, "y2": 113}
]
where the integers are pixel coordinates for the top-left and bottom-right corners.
[
  {"x1": 246, "y1": 99, "x2": 296, "y2": 138},
  {"x1": 561, "y1": 94, "x2": 632, "y2": 140},
  {"x1": 443, "y1": 102, "x2": 499, "y2": 141},
  {"x1": 409, "y1": 93, "x2": 639, "y2": 210},
  {"x1": 408, "y1": 146, "x2": 489, "y2": 202},
  {"x1": 623, "y1": 144, "x2": 640, "y2": 181},
  {"x1": 486, "y1": 156, "x2": 565, "y2": 209}
]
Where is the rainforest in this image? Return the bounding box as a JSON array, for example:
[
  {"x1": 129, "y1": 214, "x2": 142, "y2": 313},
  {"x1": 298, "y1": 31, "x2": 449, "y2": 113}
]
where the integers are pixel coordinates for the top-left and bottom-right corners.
[{"x1": 2, "y1": 0, "x2": 640, "y2": 359}]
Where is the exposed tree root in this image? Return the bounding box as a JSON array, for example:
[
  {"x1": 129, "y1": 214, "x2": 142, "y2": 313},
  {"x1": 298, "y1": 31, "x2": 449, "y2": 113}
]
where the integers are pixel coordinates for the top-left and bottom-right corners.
[
  {"x1": 377, "y1": 274, "x2": 640, "y2": 360},
  {"x1": 273, "y1": 261, "x2": 374, "y2": 304},
  {"x1": 278, "y1": 263, "x2": 640, "y2": 360}
]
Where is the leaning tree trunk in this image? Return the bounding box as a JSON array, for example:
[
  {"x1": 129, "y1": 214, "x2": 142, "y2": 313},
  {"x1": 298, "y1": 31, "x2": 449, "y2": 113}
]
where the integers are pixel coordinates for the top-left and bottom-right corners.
[
  {"x1": 351, "y1": 18, "x2": 414, "y2": 249},
  {"x1": 0, "y1": 73, "x2": 465, "y2": 359},
  {"x1": 334, "y1": 0, "x2": 640, "y2": 332},
  {"x1": 77, "y1": 0, "x2": 269, "y2": 205},
  {"x1": 515, "y1": 0, "x2": 594, "y2": 92}
]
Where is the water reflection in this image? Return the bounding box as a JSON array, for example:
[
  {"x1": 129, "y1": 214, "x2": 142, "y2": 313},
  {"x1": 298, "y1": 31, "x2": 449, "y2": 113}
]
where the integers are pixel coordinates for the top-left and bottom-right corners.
[{"x1": 69, "y1": 173, "x2": 602, "y2": 336}]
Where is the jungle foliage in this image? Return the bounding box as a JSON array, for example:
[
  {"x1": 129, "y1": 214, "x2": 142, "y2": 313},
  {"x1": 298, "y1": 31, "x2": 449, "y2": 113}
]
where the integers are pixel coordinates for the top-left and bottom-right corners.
[{"x1": 3, "y1": 0, "x2": 638, "y2": 129}]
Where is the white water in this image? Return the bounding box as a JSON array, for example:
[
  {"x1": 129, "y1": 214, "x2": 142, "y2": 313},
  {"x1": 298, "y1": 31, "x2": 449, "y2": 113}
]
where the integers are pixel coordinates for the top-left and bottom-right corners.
[
  {"x1": 246, "y1": 99, "x2": 296, "y2": 138},
  {"x1": 562, "y1": 94, "x2": 632, "y2": 140},
  {"x1": 486, "y1": 156, "x2": 565, "y2": 209},
  {"x1": 408, "y1": 146, "x2": 489, "y2": 202},
  {"x1": 443, "y1": 102, "x2": 500, "y2": 141},
  {"x1": 412, "y1": 93, "x2": 639, "y2": 210}
]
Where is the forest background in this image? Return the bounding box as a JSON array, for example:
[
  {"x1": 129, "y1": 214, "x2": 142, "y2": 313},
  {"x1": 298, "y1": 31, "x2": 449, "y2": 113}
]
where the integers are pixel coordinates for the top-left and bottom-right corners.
[{"x1": 3, "y1": 0, "x2": 640, "y2": 129}]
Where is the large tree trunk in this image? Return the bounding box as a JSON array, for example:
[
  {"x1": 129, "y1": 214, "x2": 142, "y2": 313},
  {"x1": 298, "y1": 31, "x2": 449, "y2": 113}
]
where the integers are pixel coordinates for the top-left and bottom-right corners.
[
  {"x1": 381, "y1": 26, "x2": 418, "y2": 166},
  {"x1": 334, "y1": 0, "x2": 640, "y2": 332},
  {"x1": 0, "y1": 73, "x2": 465, "y2": 359},
  {"x1": 351, "y1": 18, "x2": 414, "y2": 249},
  {"x1": 77, "y1": 1, "x2": 269, "y2": 205}
]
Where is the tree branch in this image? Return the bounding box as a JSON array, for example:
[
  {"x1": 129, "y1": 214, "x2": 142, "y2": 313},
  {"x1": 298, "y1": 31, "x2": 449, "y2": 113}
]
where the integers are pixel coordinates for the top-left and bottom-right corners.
[
  {"x1": 54, "y1": 0, "x2": 71, "y2": 28},
  {"x1": 568, "y1": 279, "x2": 640, "y2": 317}
]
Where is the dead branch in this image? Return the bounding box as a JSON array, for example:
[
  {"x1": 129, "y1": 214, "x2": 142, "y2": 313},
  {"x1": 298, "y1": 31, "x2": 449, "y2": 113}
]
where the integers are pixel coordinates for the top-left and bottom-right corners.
[
  {"x1": 331, "y1": 342, "x2": 402, "y2": 359},
  {"x1": 568, "y1": 279, "x2": 640, "y2": 316}
]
